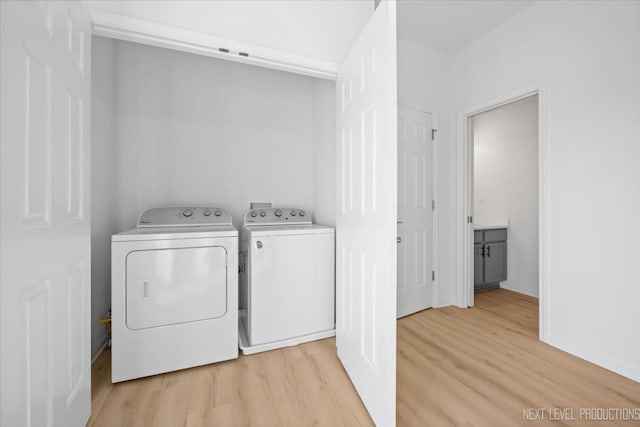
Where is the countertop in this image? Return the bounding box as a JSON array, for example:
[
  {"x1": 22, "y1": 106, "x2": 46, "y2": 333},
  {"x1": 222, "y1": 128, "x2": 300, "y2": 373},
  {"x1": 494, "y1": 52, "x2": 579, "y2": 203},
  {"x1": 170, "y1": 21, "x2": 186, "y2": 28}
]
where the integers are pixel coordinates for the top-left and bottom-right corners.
[{"x1": 473, "y1": 224, "x2": 508, "y2": 230}]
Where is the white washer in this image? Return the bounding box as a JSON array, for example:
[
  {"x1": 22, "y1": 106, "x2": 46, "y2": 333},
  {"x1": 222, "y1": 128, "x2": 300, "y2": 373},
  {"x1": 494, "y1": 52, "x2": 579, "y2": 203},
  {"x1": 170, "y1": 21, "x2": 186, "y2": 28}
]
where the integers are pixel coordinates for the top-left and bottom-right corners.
[
  {"x1": 239, "y1": 207, "x2": 335, "y2": 355},
  {"x1": 111, "y1": 207, "x2": 238, "y2": 382}
]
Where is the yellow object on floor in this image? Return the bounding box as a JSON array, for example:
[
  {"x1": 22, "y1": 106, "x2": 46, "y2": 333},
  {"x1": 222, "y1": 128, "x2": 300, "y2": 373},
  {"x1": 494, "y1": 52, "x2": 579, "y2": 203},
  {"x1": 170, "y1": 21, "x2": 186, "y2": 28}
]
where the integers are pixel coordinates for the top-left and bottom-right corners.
[{"x1": 99, "y1": 317, "x2": 111, "y2": 347}]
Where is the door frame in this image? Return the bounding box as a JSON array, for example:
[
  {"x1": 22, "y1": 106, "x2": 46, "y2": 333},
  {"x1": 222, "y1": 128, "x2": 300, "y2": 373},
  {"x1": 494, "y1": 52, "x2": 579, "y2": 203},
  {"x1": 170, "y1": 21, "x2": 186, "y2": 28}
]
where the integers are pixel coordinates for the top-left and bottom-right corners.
[
  {"x1": 397, "y1": 104, "x2": 439, "y2": 307},
  {"x1": 455, "y1": 80, "x2": 549, "y2": 341},
  {"x1": 89, "y1": 8, "x2": 338, "y2": 80}
]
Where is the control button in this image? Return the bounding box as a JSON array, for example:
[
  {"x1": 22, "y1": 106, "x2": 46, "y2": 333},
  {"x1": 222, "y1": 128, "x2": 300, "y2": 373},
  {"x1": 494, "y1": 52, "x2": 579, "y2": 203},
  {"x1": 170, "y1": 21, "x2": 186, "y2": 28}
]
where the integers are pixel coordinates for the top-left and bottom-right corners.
[
  {"x1": 275, "y1": 209, "x2": 282, "y2": 217},
  {"x1": 183, "y1": 209, "x2": 193, "y2": 218},
  {"x1": 203, "y1": 209, "x2": 211, "y2": 217},
  {"x1": 260, "y1": 211, "x2": 267, "y2": 217},
  {"x1": 214, "y1": 209, "x2": 222, "y2": 217},
  {"x1": 299, "y1": 210, "x2": 305, "y2": 217},
  {"x1": 250, "y1": 211, "x2": 257, "y2": 218},
  {"x1": 291, "y1": 210, "x2": 297, "y2": 216}
]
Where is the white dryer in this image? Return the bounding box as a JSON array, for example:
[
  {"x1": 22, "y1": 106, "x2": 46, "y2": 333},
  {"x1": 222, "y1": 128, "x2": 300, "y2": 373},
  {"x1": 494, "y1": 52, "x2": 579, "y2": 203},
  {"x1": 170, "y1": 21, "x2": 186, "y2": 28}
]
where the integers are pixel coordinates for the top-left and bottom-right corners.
[
  {"x1": 239, "y1": 207, "x2": 335, "y2": 355},
  {"x1": 111, "y1": 207, "x2": 238, "y2": 382}
]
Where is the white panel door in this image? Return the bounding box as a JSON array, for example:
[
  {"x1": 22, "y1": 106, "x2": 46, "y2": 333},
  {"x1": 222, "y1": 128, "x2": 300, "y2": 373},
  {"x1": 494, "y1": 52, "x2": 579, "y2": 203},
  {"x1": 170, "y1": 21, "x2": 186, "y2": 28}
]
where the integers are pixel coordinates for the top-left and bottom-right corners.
[
  {"x1": 397, "y1": 106, "x2": 434, "y2": 318},
  {"x1": 335, "y1": 1, "x2": 397, "y2": 426},
  {"x1": 1, "y1": 1, "x2": 92, "y2": 426}
]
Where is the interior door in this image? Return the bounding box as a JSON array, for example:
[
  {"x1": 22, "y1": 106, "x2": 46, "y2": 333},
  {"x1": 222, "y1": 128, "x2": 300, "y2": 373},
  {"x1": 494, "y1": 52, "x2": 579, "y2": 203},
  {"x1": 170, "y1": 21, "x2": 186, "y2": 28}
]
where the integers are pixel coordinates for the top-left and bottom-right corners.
[
  {"x1": 0, "y1": 1, "x2": 92, "y2": 426},
  {"x1": 397, "y1": 106, "x2": 434, "y2": 318},
  {"x1": 335, "y1": 1, "x2": 397, "y2": 426}
]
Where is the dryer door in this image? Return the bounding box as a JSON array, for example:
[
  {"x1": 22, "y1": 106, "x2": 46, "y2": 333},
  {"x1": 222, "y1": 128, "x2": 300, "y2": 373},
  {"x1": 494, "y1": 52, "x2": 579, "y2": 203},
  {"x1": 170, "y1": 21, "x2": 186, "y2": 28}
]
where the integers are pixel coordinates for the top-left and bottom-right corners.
[{"x1": 126, "y1": 246, "x2": 227, "y2": 330}]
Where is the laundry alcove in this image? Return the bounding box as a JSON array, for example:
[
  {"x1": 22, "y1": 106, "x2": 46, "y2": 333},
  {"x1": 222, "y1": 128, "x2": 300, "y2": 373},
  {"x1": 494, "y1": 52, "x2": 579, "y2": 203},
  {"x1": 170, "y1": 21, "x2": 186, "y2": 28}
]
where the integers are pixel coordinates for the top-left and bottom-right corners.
[{"x1": 90, "y1": 34, "x2": 338, "y2": 359}]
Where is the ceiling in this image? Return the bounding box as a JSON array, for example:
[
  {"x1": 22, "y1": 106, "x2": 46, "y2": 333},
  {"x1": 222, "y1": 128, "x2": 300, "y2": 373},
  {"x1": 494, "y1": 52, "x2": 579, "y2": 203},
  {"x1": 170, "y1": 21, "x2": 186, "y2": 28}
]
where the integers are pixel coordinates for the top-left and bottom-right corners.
[
  {"x1": 86, "y1": 0, "x2": 373, "y2": 63},
  {"x1": 397, "y1": 0, "x2": 536, "y2": 53},
  {"x1": 86, "y1": 1, "x2": 536, "y2": 64}
]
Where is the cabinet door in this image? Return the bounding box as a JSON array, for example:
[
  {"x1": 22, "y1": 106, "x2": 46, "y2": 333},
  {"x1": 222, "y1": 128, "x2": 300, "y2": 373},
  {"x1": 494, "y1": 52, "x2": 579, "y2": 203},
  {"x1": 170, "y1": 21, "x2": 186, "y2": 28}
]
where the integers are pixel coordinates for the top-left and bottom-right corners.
[
  {"x1": 474, "y1": 244, "x2": 484, "y2": 286},
  {"x1": 484, "y1": 242, "x2": 507, "y2": 283}
]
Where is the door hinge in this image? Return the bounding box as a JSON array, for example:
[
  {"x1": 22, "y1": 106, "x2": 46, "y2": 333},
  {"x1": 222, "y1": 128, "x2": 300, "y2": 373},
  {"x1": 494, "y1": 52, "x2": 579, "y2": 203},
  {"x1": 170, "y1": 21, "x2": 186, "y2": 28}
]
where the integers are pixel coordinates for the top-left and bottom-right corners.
[
  {"x1": 432, "y1": 270, "x2": 435, "y2": 281},
  {"x1": 432, "y1": 200, "x2": 435, "y2": 210},
  {"x1": 467, "y1": 216, "x2": 473, "y2": 224},
  {"x1": 431, "y1": 129, "x2": 437, "y2": 141}
]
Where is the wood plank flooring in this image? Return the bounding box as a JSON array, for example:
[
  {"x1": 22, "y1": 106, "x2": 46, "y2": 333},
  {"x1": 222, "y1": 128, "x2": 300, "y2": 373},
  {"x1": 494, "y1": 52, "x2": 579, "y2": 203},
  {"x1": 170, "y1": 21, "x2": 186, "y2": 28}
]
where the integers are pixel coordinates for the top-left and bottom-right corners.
[
  {"x1": 88, "y1": 337, "x2": 372, "y2": 427},
  {"x1": 90, "y1": 289, "x2": 640, "y2": 426},
  {"x1": 397, "y1": 289, "x2": 640, "y2": 426}
]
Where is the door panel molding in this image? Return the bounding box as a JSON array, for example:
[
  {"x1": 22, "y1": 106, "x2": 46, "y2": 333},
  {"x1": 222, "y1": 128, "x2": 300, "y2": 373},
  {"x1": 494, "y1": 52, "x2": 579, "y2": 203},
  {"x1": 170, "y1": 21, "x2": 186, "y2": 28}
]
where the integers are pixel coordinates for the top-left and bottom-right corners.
[
  {"x1": 22, "y1": 43, "x2": 53, "y2": 227},
  {"x1": 24, "y1": 278, "x2": 53, "y2": 427}
]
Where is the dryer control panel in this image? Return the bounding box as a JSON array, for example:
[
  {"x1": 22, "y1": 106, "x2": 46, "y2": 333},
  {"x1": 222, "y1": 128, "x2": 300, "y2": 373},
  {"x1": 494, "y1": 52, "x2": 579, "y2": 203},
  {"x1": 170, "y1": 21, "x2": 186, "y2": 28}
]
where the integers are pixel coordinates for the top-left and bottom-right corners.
[
  {"x1": 244, "y1": 208, "x2": 311, "y2": 226},
  {"x1": 137, "y1": 207, "x2": 232, "y2": 227}
]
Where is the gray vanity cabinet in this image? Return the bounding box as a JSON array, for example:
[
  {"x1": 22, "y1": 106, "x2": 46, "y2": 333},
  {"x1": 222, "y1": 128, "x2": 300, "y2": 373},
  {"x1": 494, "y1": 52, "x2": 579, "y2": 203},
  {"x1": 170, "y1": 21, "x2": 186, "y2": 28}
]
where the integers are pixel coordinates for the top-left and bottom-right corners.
[
  {"x1": 474, "y1": 228, "x2": 507, "y2": 290},
  {"x1": 474, "y1": 243, "x2": 484, "y2": 285}
]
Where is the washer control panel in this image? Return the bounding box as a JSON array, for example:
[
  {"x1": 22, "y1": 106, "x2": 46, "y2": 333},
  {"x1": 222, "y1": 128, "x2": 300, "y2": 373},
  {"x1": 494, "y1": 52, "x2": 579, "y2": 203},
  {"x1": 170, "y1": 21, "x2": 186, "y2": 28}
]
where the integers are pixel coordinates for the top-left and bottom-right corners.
[
  {"x1": 244, "y1": 208, "x2": 311, "y2": 226},
  {"x1": 137, "y1": 207, "x2": 232, "y2": 227}
]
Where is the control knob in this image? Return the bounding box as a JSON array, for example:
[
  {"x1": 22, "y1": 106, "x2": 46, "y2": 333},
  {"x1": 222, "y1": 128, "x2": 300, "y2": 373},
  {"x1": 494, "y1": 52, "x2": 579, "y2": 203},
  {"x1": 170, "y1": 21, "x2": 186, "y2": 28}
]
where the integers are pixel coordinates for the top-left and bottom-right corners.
[
  {"x1": 250, "y1": 211, "x2": 257, "y2": 218},
  {"x1": 291, "y1": 210, "x2": 297, "y2": 216},
  {"x1": 203, "y1": 209, "x2": 211, "y2": 217},
  {"x1": 183, "y1": 208, "x2": 193, "y2": 218},
  {"x1": 260, "y1": 211, "x2": 267, "y2": 217},
  {"x1": 214, "y1": 209, "x2": 222, "y2": 217},
  {"x1": 275, "y1": 209, "x2": 282, "y2": 217},
  {"x1": 299, "y1": 210, "x2": 305, "y2": 217}
]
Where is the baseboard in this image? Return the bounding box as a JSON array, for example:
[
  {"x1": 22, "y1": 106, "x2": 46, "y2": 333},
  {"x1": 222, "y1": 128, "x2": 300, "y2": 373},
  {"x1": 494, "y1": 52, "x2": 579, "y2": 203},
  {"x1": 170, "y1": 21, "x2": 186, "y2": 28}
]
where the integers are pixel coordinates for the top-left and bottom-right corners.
[
  {"x1": 433, "y1": 297, "x2": 453, "y2": 308},
  {"x1": 500, "y1": 283, "x2": 539, "y2": 298},
  {"x1": 547, "y1": 335, "x2": 640, "y2": 384},
  {"x1": 91, "y1": 335, "x2": 109, "y2": 365}
]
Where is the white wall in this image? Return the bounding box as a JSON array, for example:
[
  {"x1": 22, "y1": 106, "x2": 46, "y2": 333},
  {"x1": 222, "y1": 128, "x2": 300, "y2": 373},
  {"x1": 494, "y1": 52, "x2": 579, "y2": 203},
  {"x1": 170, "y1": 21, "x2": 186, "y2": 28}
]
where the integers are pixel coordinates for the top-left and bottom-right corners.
[
  {"x1": 110, "y1": 38, "x2": 335, "y2": 231},
  {"x1": 473, "y1": 95, "x2": 538, "y2": 297},
  {"x1": 447, "y1": 1, "x2": 640, "y2": 381},
  {"x1": 312, "y1": 79, "x2": 337, "y2": 227},
  {"x1": 91, "y1": 37, "x2": 335, "y2": 359},
  {"x1": 397, "y1": 39, "x2": 454, "y2": 307},
  {"x1": 90, "y1": 37, "x2": 117, "y2": 359}
]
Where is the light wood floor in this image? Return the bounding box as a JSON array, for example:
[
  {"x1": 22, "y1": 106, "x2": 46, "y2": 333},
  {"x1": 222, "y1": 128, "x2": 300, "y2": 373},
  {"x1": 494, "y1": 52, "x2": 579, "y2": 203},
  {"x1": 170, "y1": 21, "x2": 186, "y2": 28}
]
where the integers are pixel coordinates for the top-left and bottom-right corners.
[
  {"x1": 90, "y1": 289, "x2": 640, "y2": 426},
  {"x1": 89, "y1": 338, "x2": 372, "y2": 427},
  {"x1": 397, "y1": 289, "x2": 640, "y2": 426}
]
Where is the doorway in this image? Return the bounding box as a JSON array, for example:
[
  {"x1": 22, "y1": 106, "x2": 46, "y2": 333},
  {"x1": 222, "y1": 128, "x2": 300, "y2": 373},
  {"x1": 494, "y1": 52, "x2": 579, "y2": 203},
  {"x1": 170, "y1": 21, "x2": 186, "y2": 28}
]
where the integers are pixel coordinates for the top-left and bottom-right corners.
[
  {"x1": 457, "y1": 82, "x2": 549, "y2": 340},
  {"x1": 472, "y1": 95, "x2": 539, "y2": 300}
]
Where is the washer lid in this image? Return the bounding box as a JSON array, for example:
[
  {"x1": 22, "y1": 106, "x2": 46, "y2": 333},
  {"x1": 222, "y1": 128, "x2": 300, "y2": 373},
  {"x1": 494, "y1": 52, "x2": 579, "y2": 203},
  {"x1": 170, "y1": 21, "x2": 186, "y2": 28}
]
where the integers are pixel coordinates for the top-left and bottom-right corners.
[
  {"x1": 138, "y1": 206, "x2": 232, "y2": 227},
  {"x1": 112, "y1": 225, "x2": 237, "y2": 242}
]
